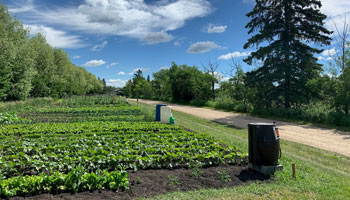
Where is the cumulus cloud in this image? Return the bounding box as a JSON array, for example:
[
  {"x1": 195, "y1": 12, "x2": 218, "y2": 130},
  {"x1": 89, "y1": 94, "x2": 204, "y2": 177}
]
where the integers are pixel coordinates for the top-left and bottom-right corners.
[
  {"x1": 106, "y1": 62, "x2": 118, "y2": 69},
  {"x1": 207, "y1": 24, "x2": 227, "y2": 33},
  {"x1": 83, "y1": 60, "x2": 106, "y2": 67},
  {"x1": 173, "y1": 41, "x2": 181, "y2": 46},
  {"x1": 159, "y1": 66, "x2": 170, "y2": 70},
  {"x1": 92, "y1": 41, "x2": 108, "y2": 51},
  {"x1": 322, "y1": 48, "x2": 337, "y2": 56},
  {"x1": 318, "y1": 56, "x2": 333, "y2": 61},
  {"x1": 118, "y1": 71, "x2": 125, "y2": 75},
  {"x1": 143, "y1": 32, "x2": 174, "y2": 44},
  {"x1": 14, "y1": 0, "x2": 212, "y2": 44},
  {"x1": 72, "y1": 55, "x2": 81, "y2": 59},
  {"x1": 24, "y1": 24, "x2": 86, "y2": 49},
  {"x1": 218, "y1": 51, "x2": 250, "y2": 60},
  {"x1": 128, "y1": 68, "x2": 151, "y2": 75},
  {"x1": 106, "y1": 79, "x2": 127, "y2": 88},
  {"x1": 319, "y1": 0, "x2": 350, "y2": 33},
  {"x1": 187, "y1": 41, "x2": 223, "y2": 54}
]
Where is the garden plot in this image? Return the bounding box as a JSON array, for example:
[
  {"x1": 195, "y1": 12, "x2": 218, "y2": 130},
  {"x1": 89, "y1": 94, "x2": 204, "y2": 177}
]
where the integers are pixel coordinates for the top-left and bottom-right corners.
[{"x1": 0, "y1": 96, "x2": 264, "y2": 199}]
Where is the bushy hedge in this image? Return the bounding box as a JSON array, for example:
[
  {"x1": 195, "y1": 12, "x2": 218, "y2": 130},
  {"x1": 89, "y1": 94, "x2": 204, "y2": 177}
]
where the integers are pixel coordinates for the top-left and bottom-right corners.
[{"x1": 252, "y1": 104, "x2": 350, "y2": 128}]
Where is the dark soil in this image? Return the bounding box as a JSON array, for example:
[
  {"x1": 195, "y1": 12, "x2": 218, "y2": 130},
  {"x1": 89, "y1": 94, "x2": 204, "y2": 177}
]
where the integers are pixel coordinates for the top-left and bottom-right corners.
[{"x1": 12, "y1": 165, "x2": 269, "y2": 200}]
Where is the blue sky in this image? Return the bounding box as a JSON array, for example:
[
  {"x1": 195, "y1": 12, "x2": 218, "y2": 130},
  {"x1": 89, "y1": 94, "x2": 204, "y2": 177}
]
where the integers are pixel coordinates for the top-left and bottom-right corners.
[{"x1": 3, "y1": 0, "x2": 349, "y2": 87}]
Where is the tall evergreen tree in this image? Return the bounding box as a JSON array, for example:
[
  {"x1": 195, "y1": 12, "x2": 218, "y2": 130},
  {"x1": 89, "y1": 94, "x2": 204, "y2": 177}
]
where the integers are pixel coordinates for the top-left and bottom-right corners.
[{"x1": 244, "y1": 0, "x2": 332, "y2": 108}]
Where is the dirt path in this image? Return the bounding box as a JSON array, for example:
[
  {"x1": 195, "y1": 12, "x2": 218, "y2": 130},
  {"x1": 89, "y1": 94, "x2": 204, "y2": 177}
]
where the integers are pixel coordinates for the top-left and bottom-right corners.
[{"x1": 131, "y1": 99, "x2": 350, "y2": 157}]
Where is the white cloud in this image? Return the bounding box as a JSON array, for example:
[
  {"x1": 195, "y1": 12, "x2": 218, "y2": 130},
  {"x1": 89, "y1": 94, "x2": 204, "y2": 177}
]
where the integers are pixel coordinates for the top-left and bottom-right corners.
[
  {"x1": 320, "y1": 1, "x2": 350, "y2": 32},
  {"x1": 187, "y1": 41, "x2": 223, "y2": 54},
  {"x1": 83, "y1": 60, "x2": 106, "y2": 67},
  {"x1": 118, "y1": 71, "x2": 125, "y2": 75},
  {"x1": 16, "y1": 0, "x2": 212, "y2": 44},
  {"x1": 8, "y1": 0, "x2": 34, "y2": 13},
  {"x1": 92, "y1": 41, "x2": 108, "y2": 51},
  {"x1": 72, "y1": 55, "x2": 80, "y2": 59},
  {"x1": 207, "y1": 24, "x2": 227, "y2": 33},
  {"x1": 173, "y1": 41, "x2": 181, "y2": 46},
  {"x1": 106, "y1": 79, "x2": 127, "y2": 88},
  {"x1": 318, "y1": 56, "x2": 333, "y2": 61},
  {"x1": 322, "y1": 48, "x2": 337, "y2": 56},
  {"x1": 143, "y1": 32, "x2": 174, "y2": 44},
  {"x1": 159, "y1": 66, "x2": 170, "y2": 70},
  {"x1": 107, "y1": 62, "x2": 118, "y2": 69},
  {"x1": 24, "y1": 24, "x2": 86, "y2": 49},
  {"x1": 218, "y1": 51, "x2": 250, "y2": 60},
  {"x1": 128, "y1": 68, "x2": 151, "y2": 75}
]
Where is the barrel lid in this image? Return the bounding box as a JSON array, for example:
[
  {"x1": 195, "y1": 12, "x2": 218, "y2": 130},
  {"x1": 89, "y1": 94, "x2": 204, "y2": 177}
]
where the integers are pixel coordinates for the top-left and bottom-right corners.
[{"x1": 248, "y1": 122, "x2": 275, "y2": 126}]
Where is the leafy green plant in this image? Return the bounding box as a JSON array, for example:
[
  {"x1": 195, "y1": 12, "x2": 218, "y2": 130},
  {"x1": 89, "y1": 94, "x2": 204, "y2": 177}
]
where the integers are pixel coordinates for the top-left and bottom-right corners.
[
  {"x1": 136, "y1": 176, "x2": 141, "y2": 184},
  {"x1": 0, "y1": 168, "x2": 129, "y2": 198},
  {"x1": 191, "y1": 168, "x2": 202, "y2": 178},
  {"x1": 218, "y1": 169, "x2": 231, "y2": 183},
  {"x1": 0, "y1": 113, "x2": 29, "y2": 124},
  {"x1": 167, "y1": 175, "x2": 180, "y2": 186}
]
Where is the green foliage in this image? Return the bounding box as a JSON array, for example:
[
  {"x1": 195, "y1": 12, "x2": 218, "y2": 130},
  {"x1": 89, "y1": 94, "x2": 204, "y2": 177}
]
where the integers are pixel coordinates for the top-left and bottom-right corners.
[
  {"x1": 0, "y1": 3, "x2": 102, "y2": 101},
  {"x1": 0, "y1": 121, "x2": 246, "y2": 179},
  {"x1": 217, "y1": 169, "x2": 231, "y2": 183},
  {"x1": 167, "y1": 175, "x2": 180, "y2": 186},
  {"x1": 191, "y1": 167, "x2": 202, "y2": 178},
  {"x1": 0, "y1": 112, "x2": 28, "y2": 124},
  {"x1": 0, "y1": 168, "x2": 129, "y2": 198},
  {"x1": 123, "y1": 62, "x2": 214, "y2": 104},
  {"x1": 136, "y1": 176, "x2": 141, "y2": 184},
  {"x1": 244, "y1": 0, "x2": 332, "y2": 108}
]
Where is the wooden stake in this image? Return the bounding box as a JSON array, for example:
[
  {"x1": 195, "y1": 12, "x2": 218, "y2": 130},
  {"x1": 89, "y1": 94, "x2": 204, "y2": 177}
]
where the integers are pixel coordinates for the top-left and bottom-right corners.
[{"x1": 292, "y1": 163, "x2": 296, "y2": 179}]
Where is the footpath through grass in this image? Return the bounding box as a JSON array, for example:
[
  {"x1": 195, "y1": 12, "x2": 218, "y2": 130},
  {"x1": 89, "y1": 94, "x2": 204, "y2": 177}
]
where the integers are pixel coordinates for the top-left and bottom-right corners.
[{"x1": 136, "y1": 102, "x2": 350, "y2": 200}]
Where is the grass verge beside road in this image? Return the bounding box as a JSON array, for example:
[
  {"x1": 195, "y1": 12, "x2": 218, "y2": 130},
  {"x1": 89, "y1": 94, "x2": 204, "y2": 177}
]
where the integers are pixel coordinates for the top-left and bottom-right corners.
[{"x1": 136, "y1": 102, "x2": 350, "y2": 200}]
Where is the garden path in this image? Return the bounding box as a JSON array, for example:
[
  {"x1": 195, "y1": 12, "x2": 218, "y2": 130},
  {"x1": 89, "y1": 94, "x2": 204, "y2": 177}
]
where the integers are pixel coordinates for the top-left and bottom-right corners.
[{"x1": 131, "y1": 99, "x2": 350, "y2": 157}]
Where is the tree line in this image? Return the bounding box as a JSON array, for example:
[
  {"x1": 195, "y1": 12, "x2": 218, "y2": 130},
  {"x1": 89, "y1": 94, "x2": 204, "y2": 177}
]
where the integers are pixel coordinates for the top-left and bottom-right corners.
[
  {"x1": 123, "y1": 0, "x2": 350, "y2": 128},
  {"x1": 0, "y1": 3, "x2": 103, "y2": 101}
]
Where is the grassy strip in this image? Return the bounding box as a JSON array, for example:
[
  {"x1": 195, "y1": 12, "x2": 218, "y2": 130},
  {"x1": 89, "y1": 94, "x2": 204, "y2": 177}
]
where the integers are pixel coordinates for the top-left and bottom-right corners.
[
  {"x1": 0, "y1": 168, "x2": 129, "y2": 199},
  {"x1": 135, "y1": 102, "x2": 350, "y2": 200}
]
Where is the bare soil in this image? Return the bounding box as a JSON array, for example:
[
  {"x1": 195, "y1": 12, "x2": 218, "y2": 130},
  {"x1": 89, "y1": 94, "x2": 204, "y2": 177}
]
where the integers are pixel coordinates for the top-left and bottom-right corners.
[
  {"x1": 12, "y1": 165, "x2": 268, "y2": 200},
  {"x1": 132, "y1": 99, "x2": 350, "y2": 157}
]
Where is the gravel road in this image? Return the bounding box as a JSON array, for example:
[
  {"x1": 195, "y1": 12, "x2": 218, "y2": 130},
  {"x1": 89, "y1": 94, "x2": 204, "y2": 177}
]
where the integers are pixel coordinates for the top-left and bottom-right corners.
[{"x1": 131, "y1": 99, "x2": 350, "y2": 157}]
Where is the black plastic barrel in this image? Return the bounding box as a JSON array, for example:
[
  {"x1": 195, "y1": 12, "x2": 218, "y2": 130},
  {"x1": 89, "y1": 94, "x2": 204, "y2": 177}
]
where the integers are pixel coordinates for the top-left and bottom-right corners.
[
  {"x1": 155, "y1": 104, "x2": 167, "y2": 121},
  {"x1": 248, "y1": 123, "x2": 280, "y2": 166}
]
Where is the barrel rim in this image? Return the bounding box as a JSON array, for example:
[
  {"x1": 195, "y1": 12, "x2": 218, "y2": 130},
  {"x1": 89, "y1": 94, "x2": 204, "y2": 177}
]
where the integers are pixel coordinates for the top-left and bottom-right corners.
[{"x1": 248, "y1": 122, "x2": 275, "y2": 126}]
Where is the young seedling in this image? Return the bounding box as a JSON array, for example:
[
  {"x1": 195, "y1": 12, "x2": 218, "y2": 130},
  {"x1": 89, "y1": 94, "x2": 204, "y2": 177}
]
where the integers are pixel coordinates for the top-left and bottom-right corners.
[
  {"x1": 191, "y1": 167, "x2": 202, "y2": 178},
  {"x1": 218, "y1": 169, "x2": 231, "y2": 183},
  {"x1": 167, "y1": 175, "x2": 180, "y2": 186},
  {"x1": 136, "y1": 176, "x2": 141, "y2": 184}
]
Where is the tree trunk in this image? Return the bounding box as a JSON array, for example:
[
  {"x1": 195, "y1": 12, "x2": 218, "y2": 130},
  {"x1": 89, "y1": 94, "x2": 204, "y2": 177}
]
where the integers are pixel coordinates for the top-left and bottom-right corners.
[{"x1": 212, "y1": 81, "x2": 215, "y2": 101}]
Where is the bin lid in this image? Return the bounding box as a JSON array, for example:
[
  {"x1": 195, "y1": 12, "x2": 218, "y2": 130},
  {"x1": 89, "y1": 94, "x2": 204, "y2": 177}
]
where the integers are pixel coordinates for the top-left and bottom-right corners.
[{"x1": 248, "y1": 122, "x2": 275, "y2": 126}]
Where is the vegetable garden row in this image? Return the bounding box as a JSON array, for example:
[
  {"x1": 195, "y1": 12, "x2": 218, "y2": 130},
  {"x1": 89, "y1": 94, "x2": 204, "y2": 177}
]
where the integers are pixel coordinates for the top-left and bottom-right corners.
[{"x1": 0, "y1": 96, "x2": 247, "y2": 198}]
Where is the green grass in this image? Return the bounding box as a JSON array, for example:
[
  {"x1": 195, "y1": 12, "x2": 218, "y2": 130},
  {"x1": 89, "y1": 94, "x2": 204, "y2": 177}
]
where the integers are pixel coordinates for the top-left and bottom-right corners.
[{"x1": 135, "y1": 102, "x2": 350, "y2": 200}]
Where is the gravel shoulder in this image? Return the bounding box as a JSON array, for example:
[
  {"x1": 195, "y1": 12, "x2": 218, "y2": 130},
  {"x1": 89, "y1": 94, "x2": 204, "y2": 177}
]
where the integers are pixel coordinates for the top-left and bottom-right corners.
[{"x1": 131, "y1": 99, "x2": 350, "y2": 157}]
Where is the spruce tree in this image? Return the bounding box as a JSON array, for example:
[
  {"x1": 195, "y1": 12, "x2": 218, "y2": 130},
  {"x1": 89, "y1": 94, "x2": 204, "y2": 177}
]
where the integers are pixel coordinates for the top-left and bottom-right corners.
[{"x1": 244, "y1": 0, "x2": 332, "y2": 108}]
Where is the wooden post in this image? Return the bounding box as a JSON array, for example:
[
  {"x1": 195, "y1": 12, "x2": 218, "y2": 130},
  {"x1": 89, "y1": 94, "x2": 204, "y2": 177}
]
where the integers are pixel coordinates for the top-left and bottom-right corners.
[{"x1": 292, "y1": 163, "x2": 296, "y2": 179}]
